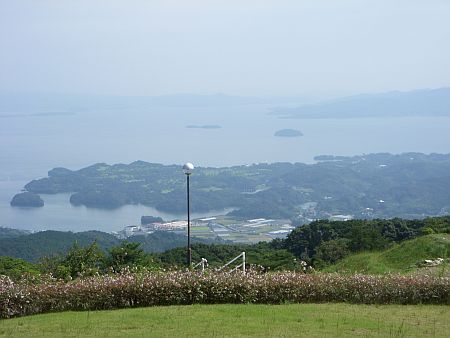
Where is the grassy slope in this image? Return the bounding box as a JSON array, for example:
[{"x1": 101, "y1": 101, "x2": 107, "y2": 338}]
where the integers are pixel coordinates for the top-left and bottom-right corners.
[
  {"x1": 0, "y1": 304, "x2": 449, "y2": 338},
  {"x1": 325, "y1": 234, "x2": 450, "y2": 275}
]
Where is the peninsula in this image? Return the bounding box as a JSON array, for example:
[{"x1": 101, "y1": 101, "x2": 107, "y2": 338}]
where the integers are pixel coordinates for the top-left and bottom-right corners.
[{"x1": 14, "y1": 153, "x2": 450, "y2": 221}]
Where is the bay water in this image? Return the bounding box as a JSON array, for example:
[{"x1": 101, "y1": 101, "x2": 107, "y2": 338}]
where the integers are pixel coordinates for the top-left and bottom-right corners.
[{"x1": 1, "y1": 104, "x2": 450, "y2": 231}]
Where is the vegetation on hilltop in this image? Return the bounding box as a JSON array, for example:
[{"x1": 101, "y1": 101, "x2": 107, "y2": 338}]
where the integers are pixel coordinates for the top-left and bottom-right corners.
[
  {"x1": 324, "y1": 234, "x2": 450, "y2": 275},
  {"x1": 0, "y1": 230, "x2": 119, "y2": 262},
  {"x1": 18, "y1": 153, "x2": 450, "y2": 219},
  {"x1": 10, "y1": 192, "x2": 44, "y2": 207},
  {"x1": 0, "y1": 227, "x2": 29, "y2": 239},
  {"x1": 284, "y1": 216, "x2": 450, "y2": 267},
  {"x1": 0, "y1": 230, "x2": 218, "y2": 263},
  {"x1": 140, "y1": 215, "x2": 163, "y2": 225}
]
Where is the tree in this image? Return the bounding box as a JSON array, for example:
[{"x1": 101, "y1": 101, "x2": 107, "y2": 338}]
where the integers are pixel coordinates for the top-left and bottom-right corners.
[
  {"x1": 348, "y1": 224, "x2": 387, "y2": 252},
  {"x1": 38, "y1": 254, "x2": 64, "y2": 277},
  {"x1": 107, "y1": 242, "x2": 146, "y2": 272},
  {"x1": 314, "y1": 239, "x2": 350, "y2": 267},
  {"x1": 0, "y1": 256, "x2": 39, "y2": 280},
  {"x1": 62, "y1": 241, "x2": 104, "y2": 278}
]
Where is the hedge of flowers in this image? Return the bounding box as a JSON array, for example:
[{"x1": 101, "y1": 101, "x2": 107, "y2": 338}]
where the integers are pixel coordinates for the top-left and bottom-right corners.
[{"x1": 1, "y1": 272, "x2": 449, "y2": 318}]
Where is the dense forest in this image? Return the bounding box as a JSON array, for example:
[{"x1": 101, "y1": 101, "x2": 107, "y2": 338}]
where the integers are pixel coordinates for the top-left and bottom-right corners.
[
  {"x1": 13, "y1": 153, "x2": 450, "y2": 220},
  {"x1": 0, "y1": 230, "x2": 221, "y2": 262}
]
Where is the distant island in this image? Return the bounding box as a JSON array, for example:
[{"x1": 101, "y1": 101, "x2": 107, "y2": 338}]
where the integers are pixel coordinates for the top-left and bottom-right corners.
[
  {"x1": 15, "y1": 153, "x2": 450, "y2": 220},
  {"x1": 186, "y1": 125, "x2": 222, "y2": 129},
  {"x1": 314, "y1": 155, "x2": 352, "y2": 161},
  {"x1": 274, "y1": 129, "x2": 303, "y2": 137},
  {"x1": 271, "y1": 87, "x2": 450, "y2": 119},
  {"x1": 10, "y1": 192, "x2": 44, "y2": 207}
]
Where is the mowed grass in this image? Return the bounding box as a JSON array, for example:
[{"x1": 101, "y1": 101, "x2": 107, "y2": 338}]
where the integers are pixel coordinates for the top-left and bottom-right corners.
[
  {"x1": 325, "y1": 234, "x2": 450, "y2": 275},
  {"x1": 1, "y1": 304, "x2": 449, "y2": 337}
]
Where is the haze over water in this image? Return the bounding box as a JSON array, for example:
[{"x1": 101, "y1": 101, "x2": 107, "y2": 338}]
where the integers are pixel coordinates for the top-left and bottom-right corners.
[
  {"x1": 1, "y1": 1, "x2": 449, "y2": 232},
  {"x1": 1, "y1": 103, "x2": 450, "y2": 232}
]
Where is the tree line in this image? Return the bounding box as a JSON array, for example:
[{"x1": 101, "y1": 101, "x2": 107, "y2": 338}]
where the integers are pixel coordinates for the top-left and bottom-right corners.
[{"x1": 1, "y1": 216, "x2": 449, "y2": 280}]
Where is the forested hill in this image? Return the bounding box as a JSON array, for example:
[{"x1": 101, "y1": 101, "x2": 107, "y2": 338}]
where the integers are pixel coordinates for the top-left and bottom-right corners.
[
  {"x1": 0, "y1": 227, "x2": 30, "y2": 239},
  {"x1": 0, "y1": 230, "x2": 217, "y2": 262},
  {"x1": 16, "y1": 153, "x2": 450, "y2": 220}
]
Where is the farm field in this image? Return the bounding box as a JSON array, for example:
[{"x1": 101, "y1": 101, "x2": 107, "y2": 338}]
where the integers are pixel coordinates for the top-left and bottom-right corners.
[
  {"x1": 171, "y1": 217, "x2": 293, "y2": 244},
  {"x1": 0, "y1": 303, "x2": 449, "y2": 338}
]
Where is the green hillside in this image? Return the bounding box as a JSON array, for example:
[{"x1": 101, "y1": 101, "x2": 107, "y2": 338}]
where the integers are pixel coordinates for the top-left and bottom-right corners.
[
  {"x1": 0, "y1": 227, "x2": 29, "y2": 239},
  {"x1": 325, "y1": 234, "x2": 450, "y2": 275},
  {"x1": 0, "y1": 230, "x2": 218, "y2": 262},
  {"x1": 0, "y1": 230, "x2": 119, "y2": 262}
]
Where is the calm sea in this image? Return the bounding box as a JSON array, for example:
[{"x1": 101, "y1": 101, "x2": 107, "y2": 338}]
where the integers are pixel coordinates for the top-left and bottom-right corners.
[{"x1": 1, "y1": 104, "x2": 450, "y2": 231}]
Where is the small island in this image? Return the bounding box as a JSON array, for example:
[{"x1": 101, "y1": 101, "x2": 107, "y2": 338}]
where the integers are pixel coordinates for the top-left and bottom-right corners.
[
  {"x1": 186, "y1": 125, "x2": 222, "y2": 129},
  {"x1": 274, "y1": 129, "x2": 303, "y2": 137},
  {"x1": 10, "y1": 192, "x2": 44, "y2": 207},
  {"x1": 141, "y1": 216, "x2": 164, "y2": 225}
]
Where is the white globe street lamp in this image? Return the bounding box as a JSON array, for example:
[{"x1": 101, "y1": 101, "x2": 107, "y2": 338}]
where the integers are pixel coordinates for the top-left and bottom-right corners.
[
  {"x1": 183, "y1": 162, "x2": 194, "y2": 175},
  {"x1": 183, "y1": 162, "x2": 194, "y2": 267}
]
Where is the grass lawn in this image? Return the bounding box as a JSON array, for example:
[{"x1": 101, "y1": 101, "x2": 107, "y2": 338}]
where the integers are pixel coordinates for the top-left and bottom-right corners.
[{"x1": 1, "y1": 304, "x2": 449, "y2": 337}]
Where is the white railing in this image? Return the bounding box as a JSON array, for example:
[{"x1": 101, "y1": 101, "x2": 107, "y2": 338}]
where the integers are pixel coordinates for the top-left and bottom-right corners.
[
  {"x1": 192, "y1": 258, "x2": 208, "y2": 272},
  {"x1": 218, "y1": 252, "x2": 246, "y2": 275}
]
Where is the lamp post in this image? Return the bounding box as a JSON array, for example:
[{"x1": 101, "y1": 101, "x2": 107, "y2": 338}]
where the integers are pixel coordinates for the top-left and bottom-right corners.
[{"x1": 183, "y1": 162, "x2": 194, "y2": 267}]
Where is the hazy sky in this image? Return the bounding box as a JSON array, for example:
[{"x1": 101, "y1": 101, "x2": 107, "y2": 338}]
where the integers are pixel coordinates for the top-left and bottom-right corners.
[{"x1": 1, "y1": 0, "x2": 449, "y2": 97}]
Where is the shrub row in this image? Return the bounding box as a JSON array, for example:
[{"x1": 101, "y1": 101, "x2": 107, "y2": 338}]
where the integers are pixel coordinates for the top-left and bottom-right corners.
[{"x1": 1, "y1": 272, "x2": 449, "y2": 318}]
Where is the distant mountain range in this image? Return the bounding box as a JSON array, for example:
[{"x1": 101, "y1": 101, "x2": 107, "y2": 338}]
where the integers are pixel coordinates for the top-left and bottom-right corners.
[
  {"x1": 2, "y1": 87, "x2": 448, "y2": 117},
  {"x1": 271, "y1": 87, "x2": 450, "y2": 119}
]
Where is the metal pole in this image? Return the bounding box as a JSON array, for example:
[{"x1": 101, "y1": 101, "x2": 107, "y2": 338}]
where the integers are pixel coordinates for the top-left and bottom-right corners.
[{"x1": 187, "y1": 174, "x2": 192, "y2": 267}]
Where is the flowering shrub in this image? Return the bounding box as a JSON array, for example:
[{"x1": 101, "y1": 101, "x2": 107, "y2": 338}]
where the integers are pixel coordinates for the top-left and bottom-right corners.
[{"x1": 1, "y1": 272, "x2": 448, "y2": 318}]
